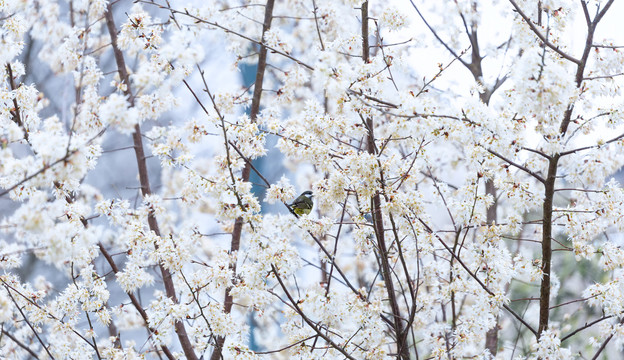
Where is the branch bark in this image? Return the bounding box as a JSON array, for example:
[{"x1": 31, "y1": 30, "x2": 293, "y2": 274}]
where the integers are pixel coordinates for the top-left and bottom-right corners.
[
  {"x1": 104, "y1": 5, "x2": 197, "y2": 360},
  {"x1": 508, "y1": 0, "x2": 580, "y2": 64},
  {"x1": 410, "y1": 1, "x2": 506, "y2": 351},
  {"x1": 210, "y1": 1, "x2": 275, "y2": 359},
  {"x1": 98, "y1": 243, "x2": 176, "y2": 359},
  {"x1": 533, "y1": 0, "x2": 614, "y2": 339},
  {"x1": 4, "y1": 287, "x2": 54, "y2": 359},
  {"x1": 271, "y1": 265, "x2": 358, "y2": 360},
  {"x1": 1, "y1": 328, "x2": 40, "y2": 359},
  {"x1": 362, "y1": 2, "x2": 409, "y2": 359}
]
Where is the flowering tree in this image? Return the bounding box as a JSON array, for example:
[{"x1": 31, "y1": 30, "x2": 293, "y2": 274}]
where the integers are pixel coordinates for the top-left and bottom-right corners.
[{"x1": 1, "y1": 0, "x2": 624, "y2": 359}]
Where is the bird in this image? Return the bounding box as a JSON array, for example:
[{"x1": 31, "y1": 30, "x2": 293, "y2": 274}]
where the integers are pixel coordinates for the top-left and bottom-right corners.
[{"x1": 288, "y1": 190, "x2": 314, "y2": 216}]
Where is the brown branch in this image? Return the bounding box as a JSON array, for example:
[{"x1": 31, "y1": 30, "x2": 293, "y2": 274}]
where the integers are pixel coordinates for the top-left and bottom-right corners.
[
  {"x1": 5, "y1": 64, "x2": 29, "y2": 142},
  {"x1": 535, "y1": 0, "x2": 614, "y2": 339},
  {"x1": 417, "y1": 218, "x2": 538, "y2": 336},
  {"x1": 227, "y1": 140, "x2": 271, "y2": 186},
  {"x1": 583, "y1": 72, "x2": 624, "y2": 80},
  {"x1": 3, "y1": 279, "x2": 109, "y2": 353},
  {"x1": 324, "y1": 195, "x2": 350, "y2": 296},
  {"x1": 415, "y1": 49, "x2": 468, "y2": 98},
  {"x1": 253, "y1": 335, "x2": 317, "y2": 354},
  {"x1": 559, "y1": 131, "x2": 624, "y2": 157},
  {"x1": 409, "y1": 0, "x2": 469, "y2": 67},
  {"x1": 486, "y1": 149, "x2": 546, "y2": 183},
  {"x1": 4, "y1": 287, "x2": 54, "y2": 359},
  {"x1": 347, "y1": 89, "x2": 399, "y2": 108},
  {"x1": 591, "y1": 322, "x2": 619, "y2": 360},
  {"x1": 0, "y1": 125, "x2": 104, "y2": 198},
  {"x1": 549, "y1": 294, "x2": 597, "y2": 310},
  {"x1": 311, "y1": 0, "x2": 325, "y2": 51},
  {"x1": 508, "y1": 0, "x2": 580, "y2": 64},
  {"x1": 561, "y1": 315, "x2": 613, "y2": 343},
  {"x1": 138, "y1": 0, "x2": 313, "y2": 71},
  {"x1": 537, "y1": 154, "x2": 558, "y2": 337},
  {"x1": 1, "y1": 327, "x2": 40, "y2": 359},
  {"x1": 0, "y1": 150, "x2": 77, "y2": 198},
  {"x1": 271, "y1": 264, "x2": 357, "y2": 360},
  {"x1": 55, "y1": 181, "x2": 121, "y2": 349},
  {"x1": 210, "y1": 1, "x2": 275, "y2": 359},
  {"x1": 103, "y1": 5, "x2": 197, "y2": 359},
  {"x1": 98, "y1": 243, "x2": 176, "y2": 360},
  {"x1": 361, "y1": 2, "x2": 409, "y2": 359}
]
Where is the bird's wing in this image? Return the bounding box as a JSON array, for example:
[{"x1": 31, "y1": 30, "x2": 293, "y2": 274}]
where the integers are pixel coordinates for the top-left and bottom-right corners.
[{"x1": 288, "y1": 199, "x2": 310, "y2": 209}]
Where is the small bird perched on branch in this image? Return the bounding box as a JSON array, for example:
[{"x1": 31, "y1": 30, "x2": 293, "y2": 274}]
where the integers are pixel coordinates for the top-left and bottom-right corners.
[{"x1": 288, "y1": 190, "x2": 314, "y2": 215}]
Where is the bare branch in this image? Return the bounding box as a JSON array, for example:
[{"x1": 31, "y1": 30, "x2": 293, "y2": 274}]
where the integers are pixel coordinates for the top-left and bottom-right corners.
[
  {"x1": 104, "y1": 5, "x2": 197, "y2": 359},
  {"x1": 508, "y1": 0, "x2": 580, "y2": 64},
  {"x1": 1, "y1": 327, "x2": 40, "y2": 359},
  {"x1": 271, "y1": 264, "x2": 358, "y2": 360},
  {"x1": 486, "y1": 149, "x2": 546, "y2": 183}
]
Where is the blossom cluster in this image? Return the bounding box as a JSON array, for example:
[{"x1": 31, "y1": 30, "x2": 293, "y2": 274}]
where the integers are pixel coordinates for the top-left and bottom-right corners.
[{"x1": 1, "y1": 0, "x2": 624, "y2": 359}]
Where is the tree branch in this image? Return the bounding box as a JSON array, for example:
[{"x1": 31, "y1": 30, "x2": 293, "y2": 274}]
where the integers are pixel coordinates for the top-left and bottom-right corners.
[
  {"x1": 210, "y1": 1, "x2": 275, "y2": 358},
  {"x1": 271, "y1": 264, "x2": 358, "y2": 360},
  {"x1": 508, "y1": 0, "x2": 580, "y2": 64},
  {"x1": 1, "y1": 326, "x2": 41, "y2": 359},
  {"x1": 104, "y1": 5, "x2": 197, "y2": 359}
]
